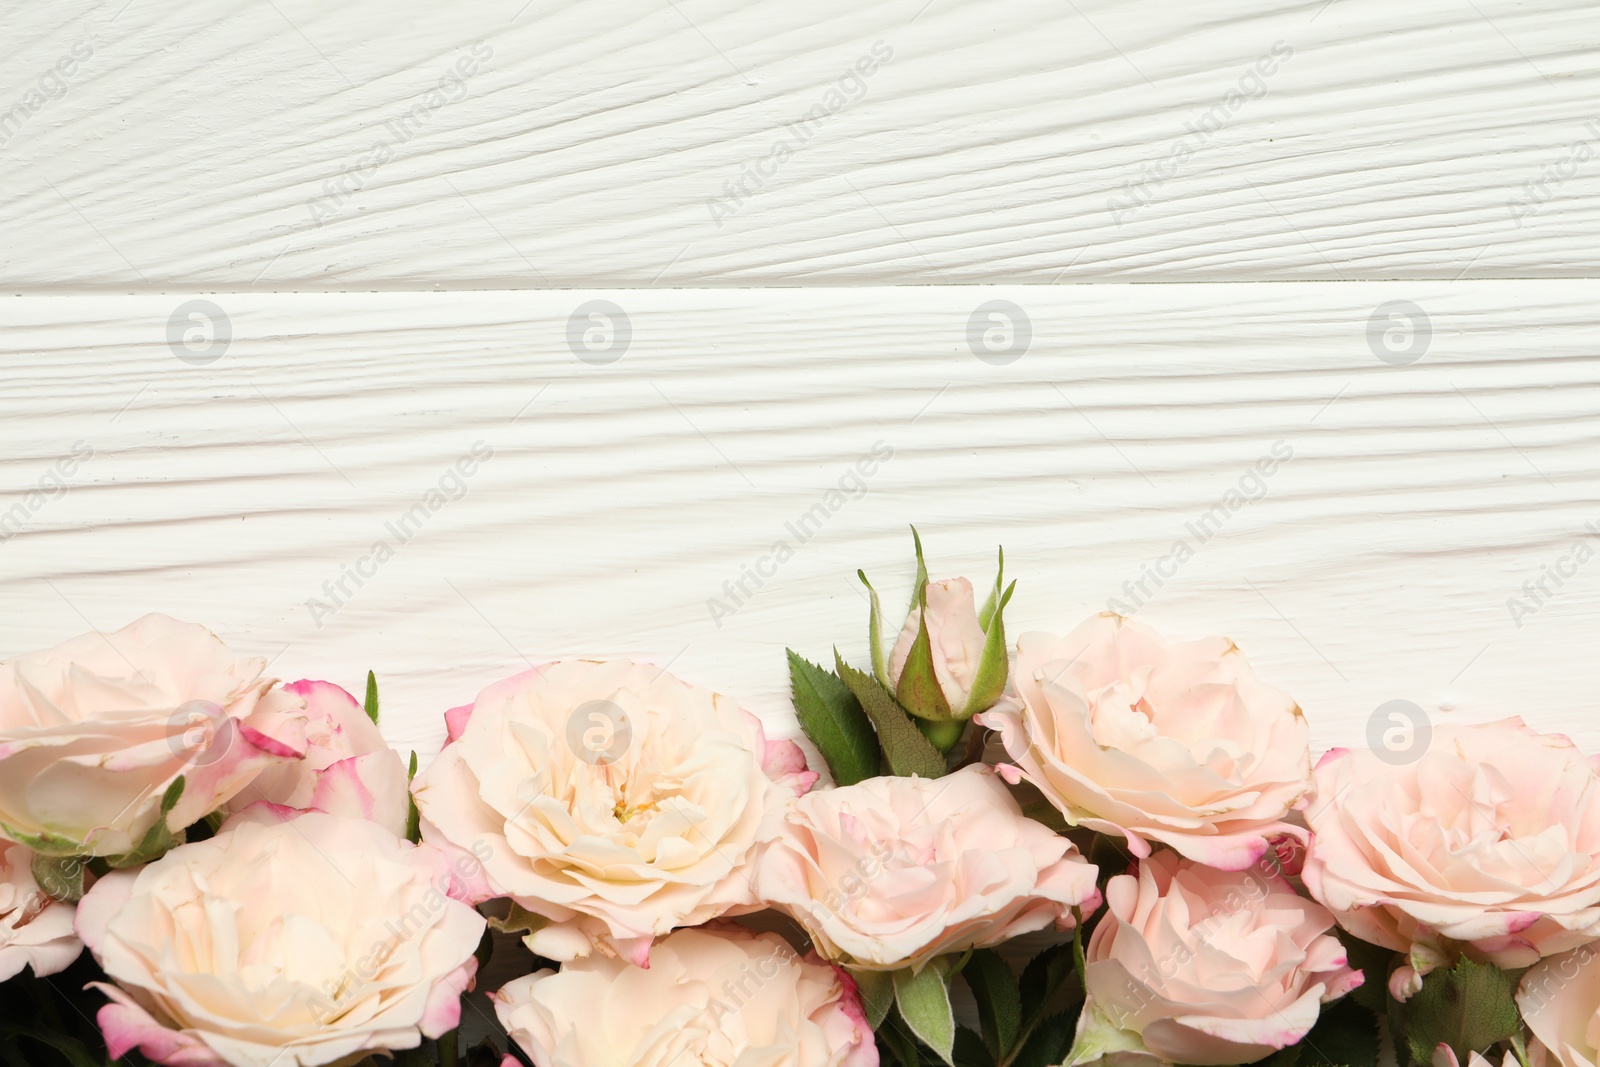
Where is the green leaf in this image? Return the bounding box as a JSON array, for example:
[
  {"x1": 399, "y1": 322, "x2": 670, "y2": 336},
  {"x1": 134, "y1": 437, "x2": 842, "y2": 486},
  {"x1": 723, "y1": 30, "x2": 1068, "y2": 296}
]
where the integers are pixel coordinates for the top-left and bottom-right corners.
[
  {"x1": 835, "y1": 652, "x2": 946, "y2": 779},
  {"x1": 1339, "y1": 932, "x2": 1396, "y2": 1016},
  {"x1": 364, "y1": 670, "x2": 380, "y2": 724},
  {"x1": 895, "y1": 964, "x2": 956, "y2": 1067},
  {"x1": 787, "y1": 650, "x2": 881, "y2": 786},
  {"x1": 1301, "y1": 997, "x2": 1378, "y2": 1067},
  {"x1": 861, "y1": 570, "x2": 892, "y2": 688},
  {"x1": 0, "y1": 1025, "x2": 101, "y2": 1067},
  {"x1": 854, "y1": 968, "x2": 895, "y2": 1029},
  {"x1": 405, "y1": 750, "x2": 421, "y2": 843},
  {"x1": 960, "y1": 579, "x2": 1015, "y2": 716},
  {"x1": 1010, "y1": 1011, "x2": 1079, "y2": 1067},
  {"x1": 954, "y1": 1026, "x2": 995, "y2": 1067},
  {"x1": 894, "y1": 591, "x2": 955, "y2": 722},
  {"x1": 438, "y1": 1028, "x2": 459, "y2": 1067},
  {"x1": 962, "y1": 949, "x2": 1021, "y2": 1060},
  {"x1": 1402, "y1": 958, "x2": 1520, "y2": 1067},
  {"x1": 879, "y1": 1008, "x2": 924, "y2": 1067},
  {"x1": 30, "y1": 852, "x2": 85, "y2": 903},
  {"x1": 1018, "y1": 943, "x2": 1074, "y2": 1027}
]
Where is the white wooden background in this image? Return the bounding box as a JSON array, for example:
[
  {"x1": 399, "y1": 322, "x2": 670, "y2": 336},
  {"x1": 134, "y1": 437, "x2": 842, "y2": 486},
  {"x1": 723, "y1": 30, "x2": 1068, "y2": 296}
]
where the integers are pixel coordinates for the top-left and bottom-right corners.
[
  {"x1": 3, "y1": 0, "x2": 1598, "y2": 774},
  {"x1": 2, "y1": 0, "x2": 1599, "y2": 1048}
]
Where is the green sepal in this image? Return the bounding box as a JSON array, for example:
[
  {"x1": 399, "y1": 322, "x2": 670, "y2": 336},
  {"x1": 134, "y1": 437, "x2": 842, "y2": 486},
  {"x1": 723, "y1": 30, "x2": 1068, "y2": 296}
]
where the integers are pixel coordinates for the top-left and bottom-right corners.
[
  {"x1": 978, "y1": 546, "x2": 1005, "y2": 631},
  {"x1": 916, "y1": 717, "x2": 967, "y2": 753},
  {"x1": 30, "y1": 852, "x2": 85, "y2": 903},
  {"x1": 0, "y1": 823, "x2": 84, "y2": 859},
  {"x1": 364, "y1": 670, "x2": 380, "y2": 724},
  {"x1": 1062, "y1": 1001, "x2": 1145, "y2": 1067},
  {"x1": 960, "y1": 579, "x2": 1015, "y2": 717},
  {"x1": 485, "y1": 899, "x2": 550, "y2": 937},
  {"x1": 835, "y1": 651, "x2": 946, "y2": 779},
  {"x1": 861, "y1": 570, "x2": 891, "y2": 689},
  {"x1": 788, "y1": 649, "x2": 881, "y2": 786},
  {"x1": 105, "y1": 775, "x2": 187, "y2": 869},
  {"x1": 895, "y1": 582, "x2": 956, "y2": 722},
  {"x1": 405, "y1": 750, "x2": 421, "y2": 843},
  {"x1": 909, "y1": 525, "x2": 929, "y2": 612},
  {"x1": 894, "y1": 961, "x2": 955, "y2": 1066}
]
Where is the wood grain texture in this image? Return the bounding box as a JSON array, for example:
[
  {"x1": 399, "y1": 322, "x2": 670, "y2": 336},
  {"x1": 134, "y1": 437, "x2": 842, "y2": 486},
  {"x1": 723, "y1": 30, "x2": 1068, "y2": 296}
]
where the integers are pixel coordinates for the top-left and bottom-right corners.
[
  {"x1": 2, "y1": 0, "x2": 1595, "y2": 289},
  {"x1": 3, "y1": 283, "x2": 1597, "y2": 770}
]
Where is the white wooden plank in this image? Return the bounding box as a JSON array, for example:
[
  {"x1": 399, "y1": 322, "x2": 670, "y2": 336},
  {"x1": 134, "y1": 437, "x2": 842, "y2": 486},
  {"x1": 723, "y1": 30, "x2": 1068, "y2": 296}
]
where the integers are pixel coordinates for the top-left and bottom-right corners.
[
  {"x1": 2, "y1": 283, "x2": 1597, "y2": 774},
  {"x1": 1, "y1": 0, "x2": 1594, "y2": 288}
]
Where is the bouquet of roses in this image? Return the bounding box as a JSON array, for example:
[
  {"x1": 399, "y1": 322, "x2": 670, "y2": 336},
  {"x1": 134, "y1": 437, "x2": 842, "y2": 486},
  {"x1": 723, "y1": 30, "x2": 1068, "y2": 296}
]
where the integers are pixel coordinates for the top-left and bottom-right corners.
[{"x1": 2, "y1": 530, "x2": 1598, "y2": 1067}]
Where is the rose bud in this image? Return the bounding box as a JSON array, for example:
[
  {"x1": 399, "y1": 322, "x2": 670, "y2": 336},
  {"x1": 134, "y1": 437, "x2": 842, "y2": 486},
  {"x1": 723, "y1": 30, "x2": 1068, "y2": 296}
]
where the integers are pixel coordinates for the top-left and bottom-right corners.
[{"x1": 860, "y1": 529, "x2": 1013, "y2": 743}]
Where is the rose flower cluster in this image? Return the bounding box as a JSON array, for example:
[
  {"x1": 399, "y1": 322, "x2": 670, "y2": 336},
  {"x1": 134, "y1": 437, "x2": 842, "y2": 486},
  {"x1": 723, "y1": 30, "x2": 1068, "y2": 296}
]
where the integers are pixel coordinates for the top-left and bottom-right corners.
[{"x1": 2, "y1": 533, "x2": 1599, "y2": 1067}]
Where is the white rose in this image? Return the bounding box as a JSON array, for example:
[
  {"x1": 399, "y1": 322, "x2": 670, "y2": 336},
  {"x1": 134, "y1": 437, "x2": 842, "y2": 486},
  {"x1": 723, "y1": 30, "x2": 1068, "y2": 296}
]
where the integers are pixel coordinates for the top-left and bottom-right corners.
[
  {"x1": 495, "y1": 925, "x2": 876, "y2": 1067},
  {"x1": 413, "y1": 660, "x2": 815, "y2": 965},
  {"x1": 75, "y1": 808, "x2": 485, "y2": 1067}
]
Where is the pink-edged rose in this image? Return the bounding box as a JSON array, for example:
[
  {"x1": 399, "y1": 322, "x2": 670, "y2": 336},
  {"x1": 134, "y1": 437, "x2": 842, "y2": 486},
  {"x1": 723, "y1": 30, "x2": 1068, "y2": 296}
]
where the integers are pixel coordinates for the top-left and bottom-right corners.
[
  {"x1": 756, "y1": 765, "x2": 1100, "y2": 970},
  {"x1": 978, "y1": 614, "x2": 1312, "y2": 871},
  {"x1": 1304, "y1": 718, "x2": 1600, "y2": 992},
  {"x1": 0, "y1": 614, "x2": 308, "y2": 857},
  {"x1": 0, "y1": 841, "x2": 81, "y2": 981},
  {"x1": 1519, "y1": 944, "x2": 1600, "y2": 1067},
  {"x1": 75, "y1": 807, "x2": 485, "y2": 1067},
  {"x1": 495, "y1": 925, "x2": 876, "y2": 1067},
  {"x1": 413, "y1": 659, "x2": 816, "y2": 966},
  {"x1": 225, "y1": 680, "x2": 408, "y2": 836},
  {"x1": 1067, "y1": 850, "x2": 1361, "y2": 1067}
]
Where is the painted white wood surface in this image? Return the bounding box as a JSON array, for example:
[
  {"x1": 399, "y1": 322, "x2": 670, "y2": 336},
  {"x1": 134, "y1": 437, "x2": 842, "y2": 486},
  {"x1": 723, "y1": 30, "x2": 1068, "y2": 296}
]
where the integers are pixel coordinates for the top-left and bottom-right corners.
[
  {"x1": 3, "y1": 283, "x2": 1596, "y2": 772},
  {"x1": 2, "y1": 0, "x2": 1595, "y2": 288}
]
